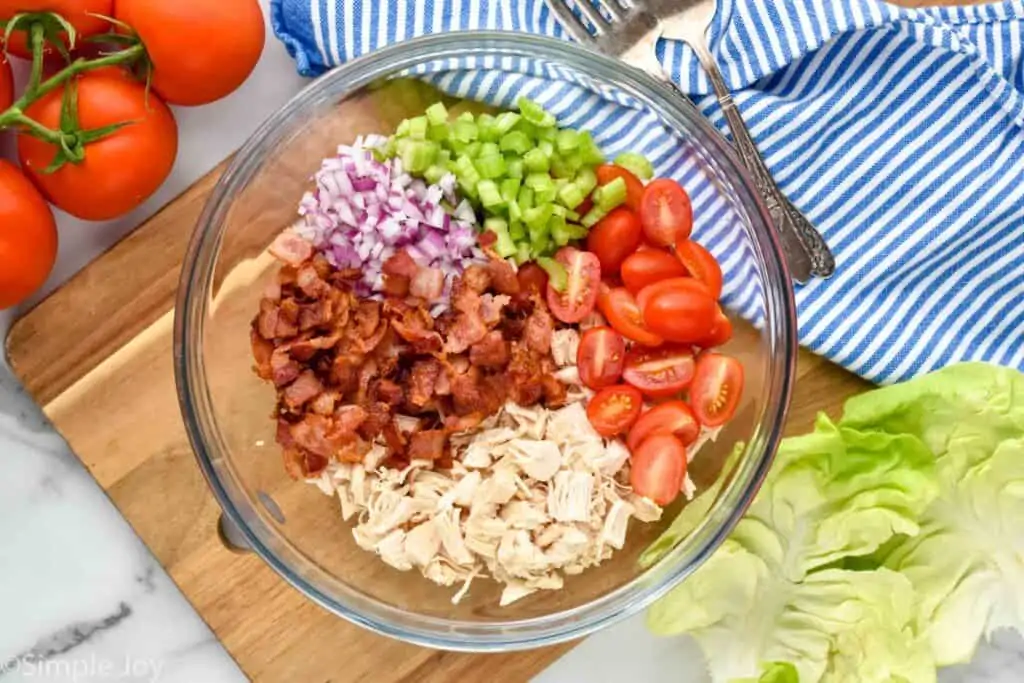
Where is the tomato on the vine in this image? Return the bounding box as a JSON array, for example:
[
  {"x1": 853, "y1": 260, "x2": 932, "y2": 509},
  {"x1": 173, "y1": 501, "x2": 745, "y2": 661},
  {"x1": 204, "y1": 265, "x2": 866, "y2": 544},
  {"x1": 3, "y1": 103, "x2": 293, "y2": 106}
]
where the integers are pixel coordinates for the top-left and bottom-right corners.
[
  {"x1": 0, "y1": 160, "x2": 58, "y2": 310},
  {"x1": 18, "y1": 70, "x2": 178, "y2": 220},
  {"x1": 0, "y1": 0, "x2": 112, "y2": 58},
  {"x1": 115, "y1": 0, "x2": 265, "y2": 106},
  {"x1": 596, "y1": 164, "x2": 644, "y2": 212},
  {"x1": 0, "y1": 55, "x2": 13, "y2": 110}
]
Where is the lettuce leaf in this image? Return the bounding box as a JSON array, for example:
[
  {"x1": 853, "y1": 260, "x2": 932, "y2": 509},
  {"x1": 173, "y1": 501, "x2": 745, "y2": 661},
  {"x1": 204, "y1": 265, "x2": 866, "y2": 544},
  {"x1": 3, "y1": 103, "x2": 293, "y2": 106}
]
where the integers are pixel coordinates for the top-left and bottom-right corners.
[
  {"x1": 841, "y1": 364, "x2": 1024, "y2": 667},
  {"x1": 644, "y1": 414, "x2": 938, "y2": 682}
]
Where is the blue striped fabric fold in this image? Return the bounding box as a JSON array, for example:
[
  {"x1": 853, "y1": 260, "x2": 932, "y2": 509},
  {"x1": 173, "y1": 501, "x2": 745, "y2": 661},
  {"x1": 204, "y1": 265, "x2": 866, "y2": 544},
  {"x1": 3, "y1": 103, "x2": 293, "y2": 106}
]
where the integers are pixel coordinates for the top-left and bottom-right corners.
[{"x1": 270, "y1": 0, "x2": 1024, "y2": 384}]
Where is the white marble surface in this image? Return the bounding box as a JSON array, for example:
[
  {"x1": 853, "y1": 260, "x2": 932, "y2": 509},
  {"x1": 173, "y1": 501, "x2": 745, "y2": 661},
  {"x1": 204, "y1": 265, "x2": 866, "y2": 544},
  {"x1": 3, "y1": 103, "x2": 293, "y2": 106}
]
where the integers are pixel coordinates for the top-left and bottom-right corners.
[{"x1": 0, "y1": 4, "x2": 1022, "y2": 681}]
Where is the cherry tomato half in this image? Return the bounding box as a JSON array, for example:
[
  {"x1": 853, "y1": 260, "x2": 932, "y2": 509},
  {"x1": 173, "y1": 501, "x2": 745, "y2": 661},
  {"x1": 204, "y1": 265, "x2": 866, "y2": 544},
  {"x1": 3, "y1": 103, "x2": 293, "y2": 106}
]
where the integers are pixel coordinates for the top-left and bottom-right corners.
[
  {"x1": 517, "y1": 262, "x2": 549, "y2": 296},
  {"x1": 546, "y1": 247, "x2": 601, "y2": 323},
  {"x1": 627, "y1": 401, "x2": 700, "y2": 451},
  {"x1": 586, "y1": 207, "x2": 642, "y2": 275},
  {"x1": 695, "y1": 305, "x2": 734, "y2": 348},
  {"x1": 675, "y1": 240, "x2": 723, "y2": 300},
  {"x1": 597, "y1": 286, "x2": 664, "y2": 347},
  {"x1": 621, "y1": 344, "x2": 696, "y2": 398},
  {"x1": 690, "y1": 352, "x2": 744, "y2": 427},
  {"x1": 621, "y1": 250, "x2": 688, "y2": 294},
  {"x1": 640, "y1": 179, "x2": 693, "y2": 247},
  {"x1": 577, "y1": 326, "x2": 626, "y2": 390},
  {"x1": 596, "y1": 164, "x2": 645, "y2": 213},
  {"x1": 586, "y1": 384, "x2": 643, "y2": 437},
  {"x1": 642, "y1": 287, "x2": 718, "y2": 343},
  {"x1": 630, "y1": 434, "x2": 687, "y2": 506}
]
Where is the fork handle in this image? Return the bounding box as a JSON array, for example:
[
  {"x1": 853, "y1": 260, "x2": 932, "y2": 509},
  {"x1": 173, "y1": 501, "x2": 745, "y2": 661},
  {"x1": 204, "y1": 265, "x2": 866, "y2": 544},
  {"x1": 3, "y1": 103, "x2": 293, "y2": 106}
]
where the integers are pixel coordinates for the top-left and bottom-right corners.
[{"x1": 690, "y1": 44, "x2": 835, "y2": 282}]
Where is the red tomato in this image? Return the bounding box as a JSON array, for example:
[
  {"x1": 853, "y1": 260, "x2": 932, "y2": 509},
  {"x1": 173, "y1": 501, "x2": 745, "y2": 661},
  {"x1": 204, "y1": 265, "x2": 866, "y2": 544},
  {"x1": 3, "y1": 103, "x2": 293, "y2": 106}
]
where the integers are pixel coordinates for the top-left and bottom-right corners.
[
  {"x1": 596, "y1": 164, "x2": 644, "y2": 212},
  {"x1": 0, "y1": 55, "x2": 13, "y2": 110},
  {"x1": 675, "y1": 240, "x2": 723, "y2": 299},
  {"x1": 620, "y1": 250, "x2": 688, "y2": 294},
  {"x1": 630, "y1": 434, "x2": 687, "y2": 506},
  {"x1": 18, "y1": 70, "x2": 178, "y2": 220},
  {"x1": 0, "y1": 0, "x2": 112, "y2": 58},
  {"x1": 690, "y1": 352, "x2": 744, "y2": 427},
  {"x1": 517, "y1": 262, "x2": 549, "y2": 295},
  {"x1": 586, "y1": 384, "x2": 643, "y2": 437},
  {"x1": 0, "y1": 160, "x2": 58, "y2": 309},
  {"x1": 640, "y1": 179, "x2": 693, "y2": 247},
  {"x1": 642, "y1": 286, "x2": 718, "y2": 343},
  {"x1": 115, "y1": 0, "x2": 265, "y2": 106},
  {"x1": 627, "y1": 401, "x2": 700, "y2": 451},
  {"x1": 597, "y1": 286, "x2": 663, "y2": 347},
  {"x1": 577, "y1": 326, "x2": 626, "y2": 390},
  {"x1": 635, "y1": 277, "x2": 712, "y2": 313},
  {"x1": 546, "y1": 246, "x2": 600, "y2": 323},
  {"x1": 695, "y1": 305, "x2": 734, "y2": 348},
  {"x1": 586, "y1": 207, "x2": 642, "y2": 274},
  {"x1": 621, "y1": 345, "x2": 696, "y2": 398}
]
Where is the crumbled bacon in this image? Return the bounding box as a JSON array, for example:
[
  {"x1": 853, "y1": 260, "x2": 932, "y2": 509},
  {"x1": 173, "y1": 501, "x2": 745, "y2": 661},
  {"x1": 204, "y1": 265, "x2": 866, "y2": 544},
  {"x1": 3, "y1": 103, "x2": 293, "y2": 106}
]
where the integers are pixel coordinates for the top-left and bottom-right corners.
[
  {"x1": 254, "y1": 238, "x2": 571, "y2": 476},
  {"x1": 407, "y1": 430, "x2": 447, "y2": 461}
]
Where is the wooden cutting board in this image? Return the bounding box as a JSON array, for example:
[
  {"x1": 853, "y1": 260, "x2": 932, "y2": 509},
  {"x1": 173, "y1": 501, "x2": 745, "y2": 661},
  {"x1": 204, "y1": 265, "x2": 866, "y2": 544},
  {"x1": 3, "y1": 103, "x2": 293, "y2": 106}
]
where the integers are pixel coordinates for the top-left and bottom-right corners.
[{"x1": 9, "y1": 0, "x2": 979, "y2": 671}]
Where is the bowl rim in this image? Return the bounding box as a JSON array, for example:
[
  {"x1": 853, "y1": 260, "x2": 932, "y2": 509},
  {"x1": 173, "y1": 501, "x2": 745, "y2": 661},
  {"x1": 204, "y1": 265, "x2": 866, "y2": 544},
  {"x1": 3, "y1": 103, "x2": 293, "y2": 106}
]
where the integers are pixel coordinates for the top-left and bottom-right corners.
[{"x1": 174, "y1": 30, "x2": 796, "y2": 651}]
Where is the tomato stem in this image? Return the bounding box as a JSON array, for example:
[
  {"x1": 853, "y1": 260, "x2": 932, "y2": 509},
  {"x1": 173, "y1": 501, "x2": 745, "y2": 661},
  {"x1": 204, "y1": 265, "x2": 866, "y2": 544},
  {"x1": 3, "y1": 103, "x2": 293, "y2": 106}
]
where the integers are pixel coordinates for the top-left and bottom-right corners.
[{"x1": 26, "y1": 23, "x2": 47, "y2": 98}]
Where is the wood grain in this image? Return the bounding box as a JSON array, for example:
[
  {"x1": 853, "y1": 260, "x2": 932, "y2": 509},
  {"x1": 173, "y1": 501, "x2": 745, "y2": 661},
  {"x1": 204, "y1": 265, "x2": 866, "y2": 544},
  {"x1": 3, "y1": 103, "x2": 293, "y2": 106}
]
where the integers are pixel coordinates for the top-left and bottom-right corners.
[{"x1": 10, "y1": 3, "x2": 983, "y2": 675}]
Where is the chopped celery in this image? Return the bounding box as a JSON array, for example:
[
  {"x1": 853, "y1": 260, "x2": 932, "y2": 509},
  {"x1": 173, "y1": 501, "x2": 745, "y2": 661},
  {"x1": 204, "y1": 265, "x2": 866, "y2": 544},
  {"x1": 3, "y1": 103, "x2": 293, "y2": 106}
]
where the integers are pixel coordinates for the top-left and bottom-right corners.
[
  {"x1": 494, "y1": 111, "x2": 521, "y2": 134},
  {"x1": 537, "y1": 126, "x2": 557, "y2": 143},
  {"x1": 565, "y1": 208, "x2": 581, "y2": 222},
  {"x1": 500, "y1": 131, "x2": 532, "y2": 155},
  {"x1": 452, "y1": 119, "x2": 478, "y2": 142},
  {"x1": 565, "y1": 222, "x2": 589, "y2": 240},
  {"x1": 454, "y1": 155, "x2": 481, "y2": 188},
  {"x1": 489, "y1": 220, "x2": 517, "y2": 258},
  {"x1": 501, "y1": 178, "x2": 521, "y2": 203},
  {"x1": 424, "y1": 164, "x2": 447, "y2": 185},
  {"x1": 457, "y1": 111, "x2": 475, "y2": 122},
  {"x1": 536, "y1": 257, "x2": 568, "y2": 291},
  {"x1": 593, "y1": 176, "x2": 627, "y2": 211},
  {"x1": 425, "y1": 102, "x2": 448, "y2": 126},
  {"x1": 518, "y1": 186, "x2": 535, "y2": 210},
  {"x1": 614, "y1": 152, "x2": 654, "y2": 180},
  {"x1": 581, "y1": 205, "x2": 607, "y2": 228},
  {"x1": 477, "y1": 180, "x2": 505, "y2": 209},
  {"x1": 523, "y1": 148, "x2": 550, "y2": 173},
  {"x1": 428, "y1": 124, "x2": 449, "y2": 142},
  {"x1": 478, "y1": 141, "x2": 500, "y2": 158},
  {"x1": 525, "y1": 172, "x2": 554, "y2": 193},
  {"x1": 524, "y1": 203, "x2": 554, "y2": 231},
  {"x1": 509, "y1": 219, "x2": 526, "y2": 241},
  {"x1": 463, "y1": 141, "x2": 482, "y2": 158},
  {"x1": 477, "y1": 113, "x2": 499, "y2": 142},
  {"x1": 574, "y1": 167, "x2": 598, "y2": 195},
  {"x1": 556, "y1": 129, "x2": 580, "y2": 153},
  {"x1": 400, "y1": 140, "x2": 437, "y2": 173},
  {"x1": 509, "y1": 199, "x2": 523, "y2": 222},
  {"x1": 538, "y1": 140, "x2": 555, "y2": 158},
  {"x1": 535, "y1": 185, "x2": 558, "y2": 205},
  {"x1": 408, "y1": 116, "x2": 429, "y2": 140},
  {"x1": 557, "y1": 181, "x2": 585, "y2": 209},
  {"x1": 578, "y1": 131, "x2": 605, "y2": 164},
  {"x1": 518, "y1": 97, "x2": 557, "y2": 127},
  {"x1": 515, "y1": 242, "x2": 532, "y2": 265},
  {"x1": 474, "y1": 154, "x2": 506, "y2": 180},
  {"x1": 505, "y1": 157, "x2": 524, "y2": 179},
  {"x1": 396, "y1": 118, "x2": 411, "y2": 137},
  {"x1": 550, "y1": 214, "x2": 573, "y2": 246}
]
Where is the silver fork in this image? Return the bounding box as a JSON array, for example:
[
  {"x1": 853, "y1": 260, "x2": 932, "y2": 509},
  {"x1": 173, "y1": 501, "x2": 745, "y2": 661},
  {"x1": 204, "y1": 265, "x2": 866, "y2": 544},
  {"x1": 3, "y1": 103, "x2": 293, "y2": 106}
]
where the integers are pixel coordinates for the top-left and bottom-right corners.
[{"x1": 545, "y1": 0, "x2": 836, "y2": 283}]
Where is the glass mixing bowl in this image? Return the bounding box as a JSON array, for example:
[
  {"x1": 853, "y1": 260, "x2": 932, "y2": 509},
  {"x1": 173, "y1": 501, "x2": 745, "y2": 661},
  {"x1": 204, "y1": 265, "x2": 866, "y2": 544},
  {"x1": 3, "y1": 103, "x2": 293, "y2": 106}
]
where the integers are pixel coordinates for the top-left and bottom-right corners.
[{"x1": 174, "y1": 32, "x2": 796, "y2": 651}]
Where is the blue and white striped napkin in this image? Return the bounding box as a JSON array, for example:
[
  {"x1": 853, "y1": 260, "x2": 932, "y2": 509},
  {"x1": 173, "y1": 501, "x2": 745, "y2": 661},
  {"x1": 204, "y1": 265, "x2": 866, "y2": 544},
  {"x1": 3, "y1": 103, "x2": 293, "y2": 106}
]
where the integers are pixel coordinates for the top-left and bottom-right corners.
[{"x1": 270, "y1": 0, "x2": 1024, "y2": 385}]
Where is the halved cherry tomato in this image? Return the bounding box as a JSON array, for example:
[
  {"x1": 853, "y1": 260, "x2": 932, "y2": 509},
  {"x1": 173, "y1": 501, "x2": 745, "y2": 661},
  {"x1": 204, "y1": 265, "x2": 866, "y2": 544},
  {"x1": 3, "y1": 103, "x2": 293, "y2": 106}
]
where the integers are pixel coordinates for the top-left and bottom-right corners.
[
  {"x1": 596, "y1": 164, "x2": 644, "y2": 213},
  {"x1": 639, "y1": 179, "x2": 693, "y2": 247},
  {"x1": 690, "y1": 352, "x2": 744, "y2": 427},
  {"x1": 620, "y1": 250, "x2": 687, "y2": 294},
  {"x1": 517, "y1": 262, "x2": 549, "y2": 296},
  {"x1": 627, "y1": 401, "x2": 700, "y2": 451},
  {"x1": 675, "y1": 240, "x2": 723, "y2": 299},
  {"x1": 546, "y1": 247, "x2": 600, "y2": 323},
  {"x1": 586, "y1": 384, "x2": 643, "y2": 437},
  {"x1": 635, "y1": 277, "x2": 713, "y2": 313},
  {"x1": 630, "y1": 434, "x2": 687, "y2": 505},
  {"x1": 643, "y1": 288, "x2": 718, "y2": 343},
  {"x1": 597, "y1": 286, "x2": 663, "y2": 347},
  {"x1": 577, "y1": 326, "x2": 626, "y2": 390},
  {"x1": 695, "y1": 305, "x2": 733, "y2": 348},
  {"x1": 586, "y1": 207, "x2": 642, "y2": 274},
  {"x1": 621, "y1": 345, "x2": 695, "y2": 398}
]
